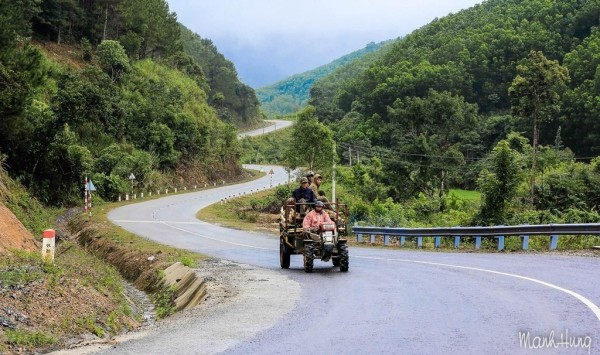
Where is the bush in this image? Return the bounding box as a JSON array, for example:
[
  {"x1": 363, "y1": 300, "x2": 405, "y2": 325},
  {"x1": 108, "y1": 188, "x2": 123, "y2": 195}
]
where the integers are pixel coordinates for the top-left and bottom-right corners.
[
  {"x1": 97, "y1": 40, "x2": 130, "y2": 82},
  {"x1": 5, "y1": 330, "x2": 57, "y2": 347}
]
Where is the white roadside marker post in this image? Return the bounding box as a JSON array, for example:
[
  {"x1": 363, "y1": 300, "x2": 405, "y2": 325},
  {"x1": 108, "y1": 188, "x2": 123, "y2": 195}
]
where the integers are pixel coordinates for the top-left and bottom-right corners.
[{"x1": 42, "y1": 229, "x2": 56, "y2": 264}]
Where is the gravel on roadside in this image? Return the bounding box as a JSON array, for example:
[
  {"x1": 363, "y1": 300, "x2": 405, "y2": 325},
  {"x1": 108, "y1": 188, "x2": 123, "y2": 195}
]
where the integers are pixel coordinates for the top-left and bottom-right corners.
[{"x1": 50, "y1": 258, "x2": 301, "y2": 355}]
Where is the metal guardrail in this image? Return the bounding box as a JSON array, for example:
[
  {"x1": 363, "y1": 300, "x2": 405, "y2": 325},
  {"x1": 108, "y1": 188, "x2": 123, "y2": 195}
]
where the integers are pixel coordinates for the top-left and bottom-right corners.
[{"x1": 352, "y1": 223, "x2": 600, "y2": 250}]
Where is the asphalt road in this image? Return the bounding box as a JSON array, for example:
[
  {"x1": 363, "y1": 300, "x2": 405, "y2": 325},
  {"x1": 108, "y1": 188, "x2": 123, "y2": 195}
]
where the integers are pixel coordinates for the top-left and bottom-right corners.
[
  {"x1": 237, "y1": 119, "x2": 293, "y2": 138},
  {"x1": 96, "y1": 164, "x2": 600, "y2": 355}
]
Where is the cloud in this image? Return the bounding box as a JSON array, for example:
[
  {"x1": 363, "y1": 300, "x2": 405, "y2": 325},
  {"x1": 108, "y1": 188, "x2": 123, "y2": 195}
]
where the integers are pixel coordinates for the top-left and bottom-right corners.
[{"x1": 167, "y1": 0, "x2": 483, "y2": 87}]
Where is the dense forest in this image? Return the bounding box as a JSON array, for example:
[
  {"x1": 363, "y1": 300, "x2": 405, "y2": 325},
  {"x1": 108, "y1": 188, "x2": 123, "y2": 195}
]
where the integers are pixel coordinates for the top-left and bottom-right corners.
[
  {"x1": 256, "y1": 41, "x2": 392, "y2": 117},
  {"x1": 249, "y1": 0, "x2": 600, "y2": 229},
  {"x1": 312, "y1": 0, "x2": 600, "y2": 156},
  {"x1": 179, "y1": 25, "x2": 260, "y2": 126},
  {"x1": 0, "y1": 0, "x2": 261, "y2": 206}
]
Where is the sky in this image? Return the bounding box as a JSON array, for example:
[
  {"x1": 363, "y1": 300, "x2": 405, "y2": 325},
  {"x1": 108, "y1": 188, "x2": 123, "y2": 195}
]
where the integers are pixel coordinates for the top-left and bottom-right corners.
[{"x1": 166, "y1": 0, "x2": 483, "y2": 88}]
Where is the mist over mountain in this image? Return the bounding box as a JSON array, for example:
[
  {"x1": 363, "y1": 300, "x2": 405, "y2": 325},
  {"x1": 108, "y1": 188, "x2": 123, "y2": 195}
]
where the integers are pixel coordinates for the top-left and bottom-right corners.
[
  {"x1": 166, "y1": 0, "x2": 484, "y2": 88},
  {"x1": 220, "y1": 35, "x2": 374, "y2": 88},
  {"x1": 256, "y1": 41, "x2": 392, "y2": 116}
]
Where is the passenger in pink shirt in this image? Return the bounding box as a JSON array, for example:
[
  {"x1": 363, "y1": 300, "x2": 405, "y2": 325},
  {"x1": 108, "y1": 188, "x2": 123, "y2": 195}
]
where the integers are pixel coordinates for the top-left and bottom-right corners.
[{"x1": 302, "y1": 201, "x2": 332, "y2": 233}]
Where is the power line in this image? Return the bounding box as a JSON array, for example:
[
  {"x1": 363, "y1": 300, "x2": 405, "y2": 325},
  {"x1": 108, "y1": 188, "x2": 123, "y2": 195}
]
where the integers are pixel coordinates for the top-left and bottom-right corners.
[
  {"x1": 337, "y1": 142, "x2": 483, "y2": 162},
  {"x1": 337, "y1": 141, "x2": 598, "y2": 165}
]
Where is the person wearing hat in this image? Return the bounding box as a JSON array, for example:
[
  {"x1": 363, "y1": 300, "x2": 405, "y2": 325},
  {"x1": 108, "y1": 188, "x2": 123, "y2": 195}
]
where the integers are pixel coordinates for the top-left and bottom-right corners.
[
  {"x1": 306, "y1": 171, "x2": 315, "y2": 185},
  {"x1": 285, "y1": 177, "x2": 318, "y2": 221},
  {"x1": 302, "y1": 200, "x2": 332, "y2": 235},
  {"x1": 310, "y1": 173, "x2": 334, "y2": 211},
  {"x1": 309, "y1": 173, "x2": 322, "y2": 196},
  {"x1": 291, "y1": 177, "x2": 317, "y2": 204}
]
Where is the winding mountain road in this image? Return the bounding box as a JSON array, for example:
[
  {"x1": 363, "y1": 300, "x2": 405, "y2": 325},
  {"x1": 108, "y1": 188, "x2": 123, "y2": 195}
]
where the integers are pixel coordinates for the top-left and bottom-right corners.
[
  {"x1": 237, "y1": 119, "x2": 293, "y2": 138},
  {"x1": 95, "y1": 163, "x2": 600, "y2": 355}
]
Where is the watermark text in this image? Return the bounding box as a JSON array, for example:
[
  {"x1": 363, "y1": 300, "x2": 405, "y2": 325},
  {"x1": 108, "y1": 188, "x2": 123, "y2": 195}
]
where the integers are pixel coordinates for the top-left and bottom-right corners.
[{"x1": 519, "y1": 330, "x2": 592, "y2": 353}]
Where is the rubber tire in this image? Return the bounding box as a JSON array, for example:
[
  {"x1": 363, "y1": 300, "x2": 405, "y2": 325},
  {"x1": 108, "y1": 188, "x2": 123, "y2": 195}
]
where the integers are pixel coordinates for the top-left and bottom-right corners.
[
  {"x1": 303, "y1": 244, "x2": 314, "y2": 273},
  {"x1": 339, "y1": 244, "x2": 349, "y2": 272},
  {"x1": 280, "y1": 239, "x2": 290, "y2": 269},
  {"x1": 332, "y1": 257, "x2": 340, "y2": 267}
]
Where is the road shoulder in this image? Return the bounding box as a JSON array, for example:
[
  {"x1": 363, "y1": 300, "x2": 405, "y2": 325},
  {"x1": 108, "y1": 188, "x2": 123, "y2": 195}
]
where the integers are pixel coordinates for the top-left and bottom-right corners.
[{"x1": 51, "y1": 258, "x2": 301, "y2": 354}]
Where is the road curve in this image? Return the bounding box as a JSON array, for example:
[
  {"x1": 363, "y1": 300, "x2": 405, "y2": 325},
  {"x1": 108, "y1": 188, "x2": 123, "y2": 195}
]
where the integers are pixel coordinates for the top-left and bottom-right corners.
[
  {"x1": 237, "y1": 119, "x2": 293, "y2": 138},
  {"x1": 96, "y1": 164, "x2": 599, "y2": 354}
]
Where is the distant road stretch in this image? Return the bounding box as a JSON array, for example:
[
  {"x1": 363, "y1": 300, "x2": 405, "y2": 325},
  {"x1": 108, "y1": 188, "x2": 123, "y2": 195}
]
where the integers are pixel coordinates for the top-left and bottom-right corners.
[{"x1": 237, "y1": 119, "x2": 292, "y2": 138}]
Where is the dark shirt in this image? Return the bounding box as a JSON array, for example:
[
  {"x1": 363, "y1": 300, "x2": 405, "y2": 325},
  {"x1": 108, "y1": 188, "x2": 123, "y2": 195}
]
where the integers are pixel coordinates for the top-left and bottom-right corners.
[{"x1": 292, "y1": 187, "x2": 317, "y2": 204}]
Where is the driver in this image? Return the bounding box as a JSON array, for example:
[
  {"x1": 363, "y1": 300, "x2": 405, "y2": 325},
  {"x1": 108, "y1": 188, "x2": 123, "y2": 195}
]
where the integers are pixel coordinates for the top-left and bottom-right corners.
[{"x1": 302, "y1": 201, "x2": 332, "y2": 235}]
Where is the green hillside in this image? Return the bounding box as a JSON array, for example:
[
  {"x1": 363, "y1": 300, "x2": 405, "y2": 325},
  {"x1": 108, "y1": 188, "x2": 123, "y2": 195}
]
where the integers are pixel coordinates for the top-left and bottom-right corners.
[
  {"x1": 298, "y1": 0, "x2": 600, "y2": 226},
  {"x1": 0, "y1": 0, "x2": 258, "y2": 206},
  {"x1": 256, "y1": 41, "x2": 392, "y2": 117},
  {"x1": 313, "y1": 0, "x2": 600, "y2": 155},
  {"x1": 179, "y1": 25, "x2": 260, "y2": 128}
]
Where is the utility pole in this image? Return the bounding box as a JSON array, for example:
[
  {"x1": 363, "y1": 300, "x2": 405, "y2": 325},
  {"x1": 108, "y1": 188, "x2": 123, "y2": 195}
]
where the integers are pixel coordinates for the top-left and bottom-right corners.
[{"x1": 332, "y1": 141, "x2": 336, "y2": 203}]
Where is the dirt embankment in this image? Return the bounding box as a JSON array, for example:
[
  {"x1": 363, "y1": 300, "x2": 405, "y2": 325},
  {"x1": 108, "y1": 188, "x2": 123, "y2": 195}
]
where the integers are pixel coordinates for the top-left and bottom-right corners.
[
  {"x1": 66, "y1": 216, "x2": 206, "y2": 311},
  {"x1": 1, "y1": 205, "x2": 207, "y2": 353},
  {"x1": 0, "y1": 203, "x2": 40, "y2": 253}
]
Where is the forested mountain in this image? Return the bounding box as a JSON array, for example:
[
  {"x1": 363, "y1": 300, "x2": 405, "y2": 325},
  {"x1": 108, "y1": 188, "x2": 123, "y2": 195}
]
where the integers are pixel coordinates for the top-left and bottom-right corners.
[
  {"x1": 256, "y1": 41, "x2": 392, "y2": 117},
  {"x1": 307, "y1": 0, "x2": 600, "y2": 202},
  {"x1": 0, "y1": 0, "x2": 258, "y2": 206},
  {"x1": 179, "y1": 25, "x2": 260, "y2": 127}
]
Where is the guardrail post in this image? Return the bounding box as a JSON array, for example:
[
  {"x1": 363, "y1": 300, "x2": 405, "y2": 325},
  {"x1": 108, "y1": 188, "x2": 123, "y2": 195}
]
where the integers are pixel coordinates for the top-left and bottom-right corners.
[
  {"x1": 497, "y1": 236, "x2": 505, "y2": 251},
  {"x1": 357, "y1": 233, "x2": 363, "y2": 243},
  {"x1": 550, "y1": 235, "x2": 558, "y2": 250},
  {"x1": 434, "y1": 236, "x2": 441, "y2": 248},
  {"x1": 475, "y1": 236, "x2": 481, "y2": 249},
  {"x1": 399, "y1": 236, "x2": 406, "y2": 246},
  {"x1": 521, "y1": 235, "x2": 529, "y2": 250},
  {"x1": 384, "y1": 235, "x2": 390, "y2": 246},
  {"x1": 370, "y1": 234, "x2": 376, "y2": 244},
  {"x1": 417, "y1": 237, "x2": 423, "y2": 248},
  {"x1": 454, "y1": 236, "x2": 461, "y2": 248}
]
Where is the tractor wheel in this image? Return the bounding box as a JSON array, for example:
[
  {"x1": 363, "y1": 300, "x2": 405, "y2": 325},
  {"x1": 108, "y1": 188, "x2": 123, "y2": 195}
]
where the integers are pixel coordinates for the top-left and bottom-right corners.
[
  {"x1": 339, "y1": 244, "x2": 349, "y2": 272},
  {"x1": 303, "y1": 244, "x2": 314, "y2": 273},
  {"x1": 332, "y1": 257, "x2": 340, "y2": 267},
  {"x1": 280, "y1": 238, "x2": 290, "y2": 269}
]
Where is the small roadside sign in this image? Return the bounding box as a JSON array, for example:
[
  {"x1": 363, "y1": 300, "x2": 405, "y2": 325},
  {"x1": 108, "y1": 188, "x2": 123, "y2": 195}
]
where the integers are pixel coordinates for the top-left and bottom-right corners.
[
  {"x1": 269, "y1": 169, "x2": 274, "y2": 175},
  {"x1": 85, "y1": 180, "x2": 96, "y2": 191}
]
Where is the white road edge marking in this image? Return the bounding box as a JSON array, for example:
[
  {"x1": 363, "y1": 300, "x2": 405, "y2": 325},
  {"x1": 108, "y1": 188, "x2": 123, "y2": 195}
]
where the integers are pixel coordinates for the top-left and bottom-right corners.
[
  {"x1": 356, "y1": 254, "x2": 600, "y2": 322},
  {"x1": 113, "y1": 219, "x2": 272, "y2": 250},
  {"x1": 113, "y1": 220, "x2": 210, "y2": 225},
  {"x1": 162, "y1": 221, "x2": 273, "y2": 250},
  {"x1": 113, "y1": 219, "x2": 600, "y2": 323}
]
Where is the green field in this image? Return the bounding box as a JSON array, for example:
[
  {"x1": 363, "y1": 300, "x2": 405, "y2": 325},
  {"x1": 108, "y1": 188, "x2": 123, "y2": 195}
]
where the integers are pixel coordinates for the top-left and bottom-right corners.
[{"x1": 448, "y1": 189, "x2": 481, "y2": 201}]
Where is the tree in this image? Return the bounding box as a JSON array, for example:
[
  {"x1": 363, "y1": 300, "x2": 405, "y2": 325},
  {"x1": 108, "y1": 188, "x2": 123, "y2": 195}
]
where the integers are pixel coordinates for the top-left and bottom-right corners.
[
  {"x1": 43, "y1": 124, "x2": 93, "y2": 205},
  {"x1": 146, "y1": 121, "x2": 179, "y2": 168},
  {"x1": 97, "y1": 40, "x2": 131, "y2": 82},
  {"x1": 385, "y1": 90, "x2": 480, "y2": 199},
  {"x1": 285, "y1": 106, "x2": 335, "y2": 172},
  {"x1": 476, "y1": 140, "x2": 523, "y2": 225},
  {"x1": 0, "y1": 0, "x2": 40, "y2": 55},
  {"x1": 508, "y1": 50, "x2": 569, "y2": 205}
]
